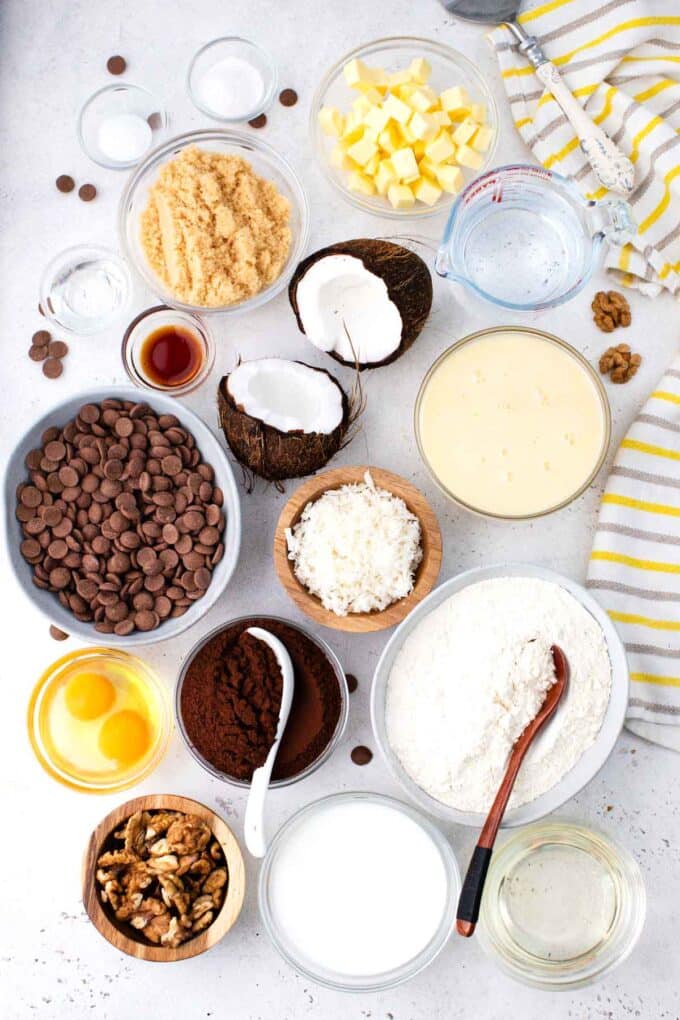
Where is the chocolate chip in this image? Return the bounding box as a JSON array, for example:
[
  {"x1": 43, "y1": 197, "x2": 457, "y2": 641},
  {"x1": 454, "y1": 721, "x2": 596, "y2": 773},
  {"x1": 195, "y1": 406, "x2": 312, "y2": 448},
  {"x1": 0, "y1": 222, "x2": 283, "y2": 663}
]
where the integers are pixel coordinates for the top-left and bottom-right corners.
[
  {"x1": 48, "y1": 340, "x2": 68, "y2": 359},
  {"x1": 78, "y1": 183, "x2": 97, "y2": 202},
  {"x1": 279, "y1": 88, "x2": 298, "y2": 107},
  {"x1": 32, "y1": 330, "x2": 51, "y2": 347},
  {"x1": 49, "y1": 625, "x2": 69, "y2": 641},
  {"x1": 351, "y1": 745, "x2": 373, "y2": 766},
  {"x1": 43, "y1": 358, "x2": 63, "y2": 379},
  {"x1": 106, "y1": 55, "x2": 126, "y2": 75},
  {"x1": 80, "y1": 403, "x2": 100, "y2": 424},
  {"x1": 29, "y1": 345, "x2": 48, "y2": 361},
  {"x1": 346, "y1": 673, "x2": 358, "y2": 694},
  {"x1": 147, "y1": 112, "x2": 163, "y2": 131},
  {"x1": 56, "y1": 175, "x2": 75, "y2": 193},
  {"x1": 248, "y1": 113, "x2": 267, "y2": 128}
]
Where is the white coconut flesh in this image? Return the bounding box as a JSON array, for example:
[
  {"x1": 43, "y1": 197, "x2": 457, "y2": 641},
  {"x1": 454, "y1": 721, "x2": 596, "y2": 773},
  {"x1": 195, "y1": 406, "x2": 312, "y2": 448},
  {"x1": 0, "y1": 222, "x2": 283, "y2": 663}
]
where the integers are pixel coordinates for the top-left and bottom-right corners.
[
  {"x1": 227, "y1": 359, "x2": 344, "y2": 435},
  {"x1": 295, "y1": 254, "x2": 403, "y2": 363}
]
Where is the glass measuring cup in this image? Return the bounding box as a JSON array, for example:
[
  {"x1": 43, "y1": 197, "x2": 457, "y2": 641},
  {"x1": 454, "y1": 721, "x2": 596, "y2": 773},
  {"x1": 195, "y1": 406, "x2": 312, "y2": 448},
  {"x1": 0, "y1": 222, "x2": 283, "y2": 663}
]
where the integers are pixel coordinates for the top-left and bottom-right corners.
[{"x1": 435, "y1": 165, "x2": 634, "y2": 311}]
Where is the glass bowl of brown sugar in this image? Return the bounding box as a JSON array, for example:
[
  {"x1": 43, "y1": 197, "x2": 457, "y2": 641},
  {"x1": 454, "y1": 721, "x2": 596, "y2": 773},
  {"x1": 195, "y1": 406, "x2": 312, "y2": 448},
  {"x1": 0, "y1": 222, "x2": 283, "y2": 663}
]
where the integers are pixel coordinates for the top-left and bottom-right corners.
[{"x1": 175, "y1": 615, "x2": 349, "y2": 787}]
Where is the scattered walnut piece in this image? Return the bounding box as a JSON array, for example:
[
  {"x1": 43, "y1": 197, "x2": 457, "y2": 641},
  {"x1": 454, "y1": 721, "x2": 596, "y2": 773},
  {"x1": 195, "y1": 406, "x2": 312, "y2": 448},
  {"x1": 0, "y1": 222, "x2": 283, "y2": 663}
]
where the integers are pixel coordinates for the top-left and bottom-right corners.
[
  {"x1": 95, "y1": 809, "x2": 228, "y2": 949},
  {"x1": 599, "y1": 343, "x2": 642, "y2": 384},
  {"x1": 592, "y1": 290, "x2": 632, "y2": 332}
]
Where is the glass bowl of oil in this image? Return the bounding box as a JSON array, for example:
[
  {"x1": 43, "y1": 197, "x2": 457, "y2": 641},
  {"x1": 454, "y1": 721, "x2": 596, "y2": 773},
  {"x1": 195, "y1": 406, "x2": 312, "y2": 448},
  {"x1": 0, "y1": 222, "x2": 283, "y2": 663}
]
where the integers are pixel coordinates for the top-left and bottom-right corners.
[
  {"x1": 121, "y1": 305, "x2": 215, "y2": 397},
  {"x1": 27, "y1": 647, "x2": 172, "y2": 793}
]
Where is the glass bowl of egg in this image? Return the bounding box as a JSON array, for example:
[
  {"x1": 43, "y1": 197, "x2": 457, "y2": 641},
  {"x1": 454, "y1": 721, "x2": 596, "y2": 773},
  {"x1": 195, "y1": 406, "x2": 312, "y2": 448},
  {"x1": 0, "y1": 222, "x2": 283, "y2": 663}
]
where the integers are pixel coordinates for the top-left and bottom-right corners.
[
  {"x1": 311, "y1": 37, "x2": 498, "y2": 218},
  {"x1": 27, "y1": 647, "x2": 172, "y2": 794}
]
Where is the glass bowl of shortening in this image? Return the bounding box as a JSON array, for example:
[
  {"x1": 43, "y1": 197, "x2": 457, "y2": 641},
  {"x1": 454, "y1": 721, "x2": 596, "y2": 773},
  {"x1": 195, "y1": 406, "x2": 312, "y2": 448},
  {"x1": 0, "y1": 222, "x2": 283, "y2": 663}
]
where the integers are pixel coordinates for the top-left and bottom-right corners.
[
  {"x1": 371, "y1": 563, "x2": 629, "y2": 828},
  {"x1": 119, "y1": 130, "x2": 309, "y2": 315}
]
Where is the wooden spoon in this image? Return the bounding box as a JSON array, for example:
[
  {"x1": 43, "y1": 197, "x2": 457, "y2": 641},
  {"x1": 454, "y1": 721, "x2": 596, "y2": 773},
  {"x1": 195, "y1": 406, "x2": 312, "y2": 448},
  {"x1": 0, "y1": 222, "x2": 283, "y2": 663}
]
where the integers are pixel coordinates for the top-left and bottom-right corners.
[{"x1": 456, "y1": 644, "x2": 569, "y2": 938}]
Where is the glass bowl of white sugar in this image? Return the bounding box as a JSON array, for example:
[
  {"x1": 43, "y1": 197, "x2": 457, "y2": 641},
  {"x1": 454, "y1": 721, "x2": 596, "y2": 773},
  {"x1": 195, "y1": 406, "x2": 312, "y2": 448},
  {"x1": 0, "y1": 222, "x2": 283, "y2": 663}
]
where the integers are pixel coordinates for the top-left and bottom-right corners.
[
  {"x1": 187, "y1": 37, "x2": 277, "y2": 123},
  {"x1": 78, "y1": 84, "x2": 167, "y2": 170},
  {"x1": 371, "y1": 563, "x2": 629, "y2": 828}
]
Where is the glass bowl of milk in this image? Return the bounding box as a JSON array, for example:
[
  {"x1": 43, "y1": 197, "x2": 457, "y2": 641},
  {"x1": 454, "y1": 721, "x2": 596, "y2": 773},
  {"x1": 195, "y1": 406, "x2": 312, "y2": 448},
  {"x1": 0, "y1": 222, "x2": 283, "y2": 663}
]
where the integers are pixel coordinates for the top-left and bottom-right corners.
[
  {"x1": 414, "y1": 326, "x2": 611, "y2": 520},
  {"x1": 259, "y1": 792, "x2": 461, "y2": 991}
]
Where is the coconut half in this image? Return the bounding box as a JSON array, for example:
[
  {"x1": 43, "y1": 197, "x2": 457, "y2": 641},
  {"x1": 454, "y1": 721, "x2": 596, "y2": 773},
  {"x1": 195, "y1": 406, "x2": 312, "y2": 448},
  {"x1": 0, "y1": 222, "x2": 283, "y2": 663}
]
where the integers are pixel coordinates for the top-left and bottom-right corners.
[
  {"x1": 218, "y1": 358, "x2": 351, "y2": 481},
  {"x1": 289, "y1": 238, "x2": 433, "y2": 369}
]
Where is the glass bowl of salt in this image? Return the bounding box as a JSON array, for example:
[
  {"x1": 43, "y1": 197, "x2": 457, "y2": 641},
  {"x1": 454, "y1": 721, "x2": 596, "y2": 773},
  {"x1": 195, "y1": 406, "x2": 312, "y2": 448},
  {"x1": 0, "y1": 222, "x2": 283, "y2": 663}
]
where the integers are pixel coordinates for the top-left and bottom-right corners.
[
  {"x1": 78, "y1": 83, "x2": 167, "y2": 170},
  {"x1": 187, "y1": 37, "x2": 277, "y2": 123}
]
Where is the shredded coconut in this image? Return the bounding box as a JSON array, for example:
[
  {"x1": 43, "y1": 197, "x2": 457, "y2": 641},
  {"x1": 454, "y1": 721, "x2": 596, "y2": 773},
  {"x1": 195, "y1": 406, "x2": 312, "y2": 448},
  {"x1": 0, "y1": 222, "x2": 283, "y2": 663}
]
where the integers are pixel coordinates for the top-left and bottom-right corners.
[
  {"x1": 386, "y1": 577, "x2": 612, "y2": 812},
  {"x1": 285, "y1": 471, "x2": 422, "y2": 616}
]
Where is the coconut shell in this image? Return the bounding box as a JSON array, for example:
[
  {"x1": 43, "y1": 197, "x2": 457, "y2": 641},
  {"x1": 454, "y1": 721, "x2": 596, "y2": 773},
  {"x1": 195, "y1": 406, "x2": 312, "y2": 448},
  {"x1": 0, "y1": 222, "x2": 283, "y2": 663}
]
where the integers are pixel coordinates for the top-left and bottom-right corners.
[
  {"x1": 218, "y1": 362, "x2": 350, "y2": 482},
  {"x1": 288, "y1": 238, "x2": 433, "y2": 370}
]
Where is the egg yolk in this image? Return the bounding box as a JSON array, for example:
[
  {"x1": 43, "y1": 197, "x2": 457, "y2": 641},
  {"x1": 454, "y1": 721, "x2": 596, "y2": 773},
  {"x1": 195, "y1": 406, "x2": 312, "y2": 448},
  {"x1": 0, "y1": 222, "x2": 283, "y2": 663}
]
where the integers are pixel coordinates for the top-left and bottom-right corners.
[
  {"x1": 98, "y1": 709, "x2": 150, "y2": 765},
  {"x1": 64, "y1": 672, "x2": 116, "y2": 721}
]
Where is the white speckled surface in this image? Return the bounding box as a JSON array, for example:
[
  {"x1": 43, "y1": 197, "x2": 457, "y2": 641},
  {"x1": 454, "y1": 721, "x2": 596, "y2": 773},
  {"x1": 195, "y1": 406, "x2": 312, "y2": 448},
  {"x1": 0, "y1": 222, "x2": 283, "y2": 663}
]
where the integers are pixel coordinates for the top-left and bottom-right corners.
[{"x1": 1, "y1": 2, "x2": 679, "y2": 1018}]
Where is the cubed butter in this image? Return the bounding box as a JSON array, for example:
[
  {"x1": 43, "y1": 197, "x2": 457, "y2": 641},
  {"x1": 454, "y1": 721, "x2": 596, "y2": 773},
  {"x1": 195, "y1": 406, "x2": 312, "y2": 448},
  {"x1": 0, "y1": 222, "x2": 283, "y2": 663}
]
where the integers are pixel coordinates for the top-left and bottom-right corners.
[
  {"x1": 452, "y1": 117, "x2": 477, "y2": 146},
  {"x1": 456, "y1": 143, "x2": 485, "y2": 169},
  {"x1": 408, "y1": 87, "x2": 438, "y2": 114},
  {"x1": 330, "y1": 145, "x2": 355, "y2": 171},
  {"x1": 409, "y1": 111, "x2": 439, "y2": 141},
  {"x1": 398, "y1": 121, "x2": 417, "y2": 145},
  {"x1": 425, "y1": 131, "x2": 457, "y2": 164},
  {"x1": 434, "y1": 163, "x2": 464, "y2": 194},
  {"x1": 382, "y1": 93, "x2": 412, "y2": 125},
  {"x1": 388, "y1": 69, "x2": 413, "y2": 88},
  {"x1": 432, "y1": 109, "x2": 452, "y2": 127},
  {"x1": 387, "y1": 183, "x2": 415, "y2": 209},
  {"x1": 375, "y1": 159, "x2": 398, "y2": 195},
  {"x1": 318, "y1": 106, "x2": 345, "y2": 137},
  {"x1": 365, "y1": 104, "x2": 391, "y2": 134},
  {"x1": 409, "y1": 57, "x2": 432, "y2": 84},
  {"x1": 364, "y1": 152, "x2": 380, "y2": 176},
  {"x1": 470, "y1": 103, "x2": 487, "y2": 124},
  {"x1": 347, "y1": 170, "x2": 376, "y2": 195},
  {"x1": 378, "y1": 123, "x2": 402, "y2": 154},
  {"x1": 471, "y1": 125, "x2": 494, "y2": 152},
  {"x1": 413, "y1": 176, "x2": 442, "y2": 206},
  {"x1": 391, "y1": 146, "x2": 420, "y2": 180},
  {"x1": 344, "y1": 59, "x2": 375, "y2": 88},
  {"x1": 347, "y1": 135, "x2": 378, "y2": 166},
  {"x1": 341, "y1": 112, "x2": 365, "y2": 144},
  {"x1": 440, "y1": 85, "x2": 471, "y2": 115}
]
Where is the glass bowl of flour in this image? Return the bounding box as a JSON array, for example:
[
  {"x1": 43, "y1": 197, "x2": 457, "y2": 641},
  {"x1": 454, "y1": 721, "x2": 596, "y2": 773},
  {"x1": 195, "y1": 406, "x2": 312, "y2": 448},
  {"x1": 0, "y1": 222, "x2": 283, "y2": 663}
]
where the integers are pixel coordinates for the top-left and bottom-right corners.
[{"x1": 371, "y1": 563, "x2": 628, "y2": 828}]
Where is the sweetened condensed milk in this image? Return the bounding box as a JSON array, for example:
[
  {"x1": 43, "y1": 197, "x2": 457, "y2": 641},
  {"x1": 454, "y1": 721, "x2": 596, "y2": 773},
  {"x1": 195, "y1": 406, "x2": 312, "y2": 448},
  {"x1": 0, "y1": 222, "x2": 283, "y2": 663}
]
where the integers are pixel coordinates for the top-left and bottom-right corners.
[{"x1": 416, "y1": 328, "x2": 608, "y2": 518}]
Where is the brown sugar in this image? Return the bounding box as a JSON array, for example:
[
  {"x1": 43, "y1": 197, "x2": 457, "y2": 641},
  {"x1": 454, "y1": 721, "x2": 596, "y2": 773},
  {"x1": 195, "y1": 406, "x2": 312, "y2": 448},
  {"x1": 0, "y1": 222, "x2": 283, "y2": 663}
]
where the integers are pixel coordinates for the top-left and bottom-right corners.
[{"x1": 140, "y1": 146, "x2": 292, "y2": 307}]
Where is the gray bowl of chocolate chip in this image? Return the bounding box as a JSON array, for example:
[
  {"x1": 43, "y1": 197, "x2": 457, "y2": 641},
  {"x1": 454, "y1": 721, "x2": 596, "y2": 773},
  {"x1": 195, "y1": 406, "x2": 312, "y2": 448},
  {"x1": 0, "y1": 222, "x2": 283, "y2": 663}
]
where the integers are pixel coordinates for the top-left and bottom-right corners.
[{"x1": 4, "y1": 386, "x2": 242, "y2": 645}]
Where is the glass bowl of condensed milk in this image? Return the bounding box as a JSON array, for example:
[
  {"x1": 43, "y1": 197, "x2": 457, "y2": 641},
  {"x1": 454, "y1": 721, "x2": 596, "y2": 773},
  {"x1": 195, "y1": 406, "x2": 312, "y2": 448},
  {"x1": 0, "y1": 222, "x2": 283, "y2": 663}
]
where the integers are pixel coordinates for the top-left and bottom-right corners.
[{"x1": 415, "y1": 326, "x2": 610, "y2": 520}]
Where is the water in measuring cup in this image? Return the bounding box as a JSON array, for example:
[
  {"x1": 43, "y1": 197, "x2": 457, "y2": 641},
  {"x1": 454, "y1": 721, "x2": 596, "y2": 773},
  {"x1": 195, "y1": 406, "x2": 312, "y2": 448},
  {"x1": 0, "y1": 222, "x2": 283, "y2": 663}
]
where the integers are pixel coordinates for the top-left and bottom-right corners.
[{"x1": 460, "y1": 188, "x2": 587, "y2": 307}]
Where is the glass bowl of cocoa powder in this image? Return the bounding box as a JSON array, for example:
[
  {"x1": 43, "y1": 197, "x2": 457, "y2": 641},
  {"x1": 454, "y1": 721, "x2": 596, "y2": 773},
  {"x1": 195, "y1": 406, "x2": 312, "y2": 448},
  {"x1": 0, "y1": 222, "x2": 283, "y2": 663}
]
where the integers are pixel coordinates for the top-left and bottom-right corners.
[{"x1": 175, "y1": 615, "x2": 349, "y2": 787}]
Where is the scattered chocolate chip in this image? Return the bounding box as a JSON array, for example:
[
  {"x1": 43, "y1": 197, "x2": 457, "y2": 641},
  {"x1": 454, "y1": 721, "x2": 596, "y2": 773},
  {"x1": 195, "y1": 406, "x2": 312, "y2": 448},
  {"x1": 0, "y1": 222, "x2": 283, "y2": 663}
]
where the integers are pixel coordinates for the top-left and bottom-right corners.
[
  {"x1": 42, "y1": 357, "x2": 63, "y2": 379},
  {"x1": 49, "y1": 625, "x2": 69, "y2": 642},
  {"x1": 78, "y1": 183, "x2": 97, "y2": 202},
  {"x1": 32, "y1": 330, "x2": 51, "y2": 347},
  {"x1": 147, "y1": 112, "x2": 163, "y2": 131},
  {"x1": 279, "y1": 88, "x2": 298, "y2": 107},
  {"x1": 106, "y1": 55, "x2": 127, "y2": 75},
  {"x1": 29, "y1": 345, "x2": 48, "y2": 362},
  {"x1": 56, "y1": 174, "x2": 75, "y2": 193},
  {"x1": 248, "y1": 113, "x2": 267, "y2": 129},
  {"x1": 48, "y1": 340, "x2": 68, "y2": 359},
  {"x1": 351, "y1": 745, "x2": 373, "y2": 766},
  {"x1": 346, "y1": 673, "x2": 358, "y2": 693}
]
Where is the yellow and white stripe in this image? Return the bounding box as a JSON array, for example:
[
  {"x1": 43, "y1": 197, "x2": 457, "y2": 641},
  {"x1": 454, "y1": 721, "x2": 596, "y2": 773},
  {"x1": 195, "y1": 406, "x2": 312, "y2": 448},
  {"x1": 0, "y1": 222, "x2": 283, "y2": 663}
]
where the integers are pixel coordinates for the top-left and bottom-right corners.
[
  {"x1": 587, "y1": 361, "x2": 680, "y2": 741},
  {"x1": 491, "y1": 0, "x2": 680, "y2": 297}
]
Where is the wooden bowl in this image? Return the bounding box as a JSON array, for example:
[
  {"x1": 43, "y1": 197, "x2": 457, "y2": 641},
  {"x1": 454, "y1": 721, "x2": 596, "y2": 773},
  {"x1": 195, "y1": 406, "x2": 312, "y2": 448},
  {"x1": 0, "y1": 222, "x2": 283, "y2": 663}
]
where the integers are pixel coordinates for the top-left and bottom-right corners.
[
  {"x1": 82, "y1": 794, "x2": 246, "y2": 962},
  {"x1": 274, "y1": 466, "x2": 443, "y2": 633}
]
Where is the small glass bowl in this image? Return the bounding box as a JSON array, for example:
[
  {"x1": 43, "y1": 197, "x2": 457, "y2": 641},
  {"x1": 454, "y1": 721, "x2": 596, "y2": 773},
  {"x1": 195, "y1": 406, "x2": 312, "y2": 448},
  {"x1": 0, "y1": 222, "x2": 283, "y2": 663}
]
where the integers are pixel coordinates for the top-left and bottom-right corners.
[
  {"x1": 118, "y1": 129, "x2": 309, "y2": 316},
  {"x1": 121, "y1": 305, "x2": 215, "y2": 396},
  {"x1": 175, "y1": 616, "x2": 349, "y2": 788},
  {"x1": 27, "y1": 647, "x2": 172, "y2": 794},
  {"x1": 78, "y1": 83, "x2": 166, "y2": 170},
  {"x1": 40, "y1": 244, "x2": 132, "y2": 335},
  {"x1": 258, "y1": 792, "x2": 461, "y2": 992},
  {"x1": 414, "y1": 326, "x2": 611, "y2": 521},
  {"x1": 477, "y1": 821, "x2": 646, "y2": 990},
  {"x1": 311, "y1": 36, "x2": 498, "y2": 219},
  {"x1": 187, "y1": 37, "x2": 277, "y2": 122}
]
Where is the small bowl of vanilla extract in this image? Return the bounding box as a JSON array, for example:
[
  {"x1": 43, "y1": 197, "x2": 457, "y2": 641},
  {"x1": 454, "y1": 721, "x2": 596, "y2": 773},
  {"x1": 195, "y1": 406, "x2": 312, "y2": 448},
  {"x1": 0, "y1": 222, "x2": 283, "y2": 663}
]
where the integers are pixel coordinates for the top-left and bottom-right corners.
[{"x1": 122, "y1": 305, "x2": 215, "y2": 396}]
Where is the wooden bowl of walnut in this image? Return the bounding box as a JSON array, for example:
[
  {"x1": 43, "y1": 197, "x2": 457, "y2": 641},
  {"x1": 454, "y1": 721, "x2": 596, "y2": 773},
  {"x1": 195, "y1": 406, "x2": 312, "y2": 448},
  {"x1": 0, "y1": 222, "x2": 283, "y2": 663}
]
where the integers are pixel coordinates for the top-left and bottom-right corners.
[{"x1": 82, "y1": 794, "x2": 245, "y2": 961}]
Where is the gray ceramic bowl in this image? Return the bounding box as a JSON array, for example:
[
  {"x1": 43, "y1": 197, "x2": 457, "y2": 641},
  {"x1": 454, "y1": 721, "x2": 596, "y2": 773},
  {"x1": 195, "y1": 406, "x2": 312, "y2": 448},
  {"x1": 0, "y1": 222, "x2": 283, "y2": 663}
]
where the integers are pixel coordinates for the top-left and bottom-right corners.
[
  {"x1": 371, "y1": 563, "x2": 629, "y2": 828},
  {"x1": 4, "y1": 385, "x2": 241, "y2": 646}
]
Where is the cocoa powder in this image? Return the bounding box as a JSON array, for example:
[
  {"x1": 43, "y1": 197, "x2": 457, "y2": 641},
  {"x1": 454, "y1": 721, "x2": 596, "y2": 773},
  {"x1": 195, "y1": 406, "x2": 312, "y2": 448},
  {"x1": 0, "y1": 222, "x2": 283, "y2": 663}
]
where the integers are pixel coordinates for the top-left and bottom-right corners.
[{"x1": 180, "y1": 618, "x2": 342, "y2": 781}]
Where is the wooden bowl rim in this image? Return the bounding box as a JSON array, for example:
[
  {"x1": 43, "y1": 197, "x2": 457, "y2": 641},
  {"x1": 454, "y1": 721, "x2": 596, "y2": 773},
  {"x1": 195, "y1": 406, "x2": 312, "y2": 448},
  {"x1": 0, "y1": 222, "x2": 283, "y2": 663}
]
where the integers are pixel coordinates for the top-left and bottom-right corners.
[
  {"x1": 82, "y1": 793, "x2": 246, "y2": 962},
  {"x1": 274, "y1": 465, "x2": 443, "y2": 633}
]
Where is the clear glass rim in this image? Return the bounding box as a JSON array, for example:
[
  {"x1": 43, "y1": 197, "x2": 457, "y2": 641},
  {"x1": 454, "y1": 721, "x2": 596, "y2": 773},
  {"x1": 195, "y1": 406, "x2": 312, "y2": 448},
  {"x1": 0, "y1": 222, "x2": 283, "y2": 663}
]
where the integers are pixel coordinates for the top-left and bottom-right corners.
[
  {"x1": 121, "y1": 304, "x2": 216, "y2": 396},
  {"x1": 477, "y1": 819, "x2": 646, "y2": 990},
  {"x1": 118, "y1": 128, "x2": 310, "y2": 316},
  {"x1": 186, "y1": 36, "x2": 278, "y2": 123},
  {"x1": 413, "y1": 325, "x2": 612, "y2": 520},
  {"x1": 310, "y1": 35, "x2": 499, "y2": 220},
  {"x1": 258, "y1": 790, "x2": 461, "y2": 992},
  {"x1": 39, "y1": 243, "x2": 133, "y2": 335},
  {"x1": 174, "y1": 615, "x2": 349, "y2": 788},
  {"x1": 437, "y1": 164, "x2": 599, "y2": 310},
  {"x1": 77, "y1": 82, "x2": 167, "y2": 171},
  {"x1": 27, "y1": 646, "x2": 173, "y2": 794}
]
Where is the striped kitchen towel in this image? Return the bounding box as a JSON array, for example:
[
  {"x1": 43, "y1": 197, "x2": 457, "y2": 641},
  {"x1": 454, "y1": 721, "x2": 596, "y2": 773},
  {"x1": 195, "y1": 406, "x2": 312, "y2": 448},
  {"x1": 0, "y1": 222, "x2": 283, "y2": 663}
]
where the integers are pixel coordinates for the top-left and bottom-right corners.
[
  {"x1": 490, "y1": 0, "x2": 680, "y2": 297},
  {"x1": 587, "y1": 357, "x2": 680, "y2": 750}
]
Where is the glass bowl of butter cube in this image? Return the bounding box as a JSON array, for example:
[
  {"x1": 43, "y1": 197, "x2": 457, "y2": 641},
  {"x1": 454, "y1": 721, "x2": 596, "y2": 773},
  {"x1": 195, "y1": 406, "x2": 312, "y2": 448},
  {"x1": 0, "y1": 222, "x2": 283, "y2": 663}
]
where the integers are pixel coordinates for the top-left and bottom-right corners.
[{"x1": 312, "y1": 37, "x2": 498, "y2": 217}]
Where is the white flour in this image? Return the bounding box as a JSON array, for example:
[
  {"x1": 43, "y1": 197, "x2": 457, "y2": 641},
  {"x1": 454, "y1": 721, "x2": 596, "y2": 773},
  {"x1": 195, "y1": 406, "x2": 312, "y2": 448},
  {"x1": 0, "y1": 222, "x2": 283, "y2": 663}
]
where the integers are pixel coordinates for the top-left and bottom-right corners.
[{"x1": 386, "y1": 577, "x2": 612, "y2": 812}]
